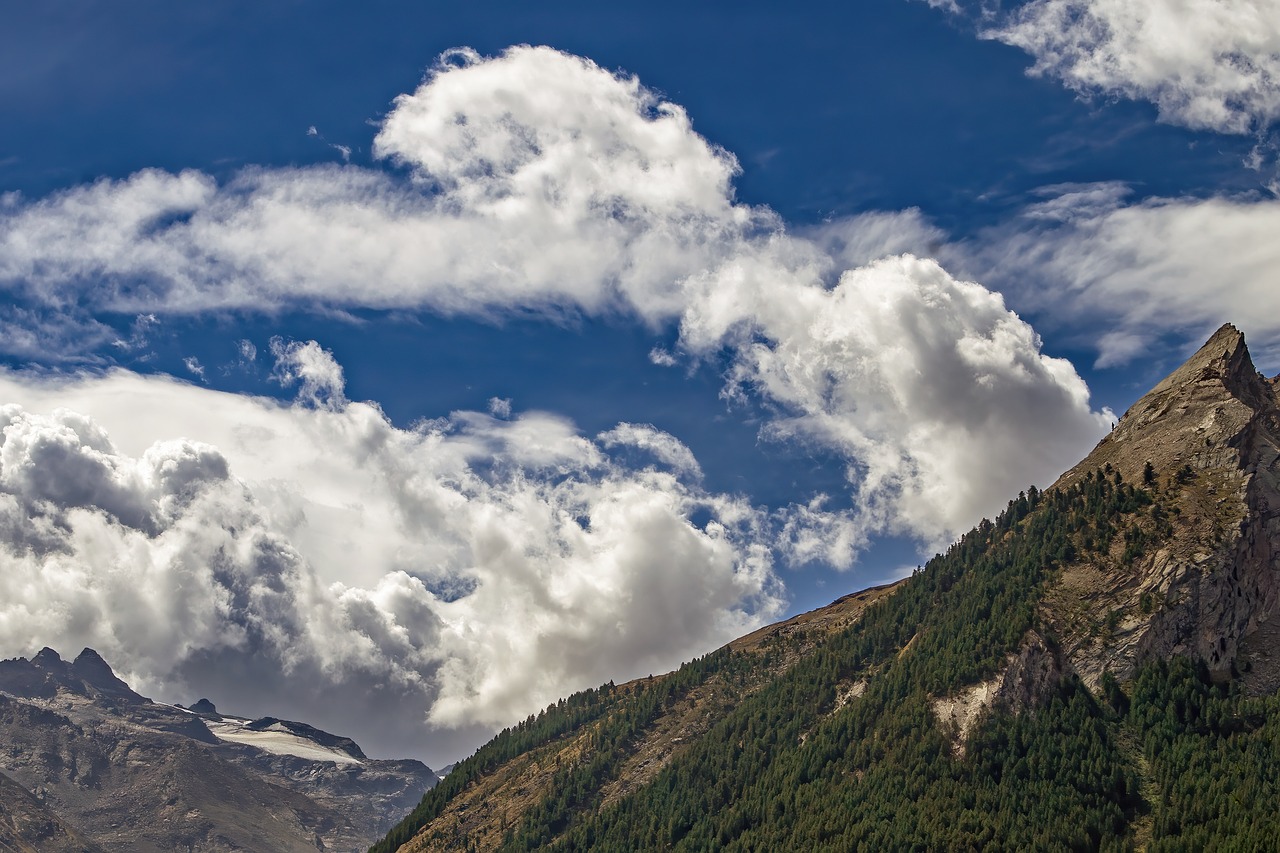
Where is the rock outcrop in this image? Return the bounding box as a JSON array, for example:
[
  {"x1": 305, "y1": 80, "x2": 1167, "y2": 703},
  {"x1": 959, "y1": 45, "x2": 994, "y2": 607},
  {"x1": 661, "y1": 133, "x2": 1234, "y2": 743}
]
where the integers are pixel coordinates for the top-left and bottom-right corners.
[{"x1": 1047, "y1": 324, "x2": 1280, "y2": 689}]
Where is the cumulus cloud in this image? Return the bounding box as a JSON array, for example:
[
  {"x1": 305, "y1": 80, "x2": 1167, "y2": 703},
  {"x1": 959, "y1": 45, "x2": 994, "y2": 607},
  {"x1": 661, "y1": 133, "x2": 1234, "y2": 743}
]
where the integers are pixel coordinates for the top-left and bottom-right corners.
[
  {"x1": 969, "y1": 186, "x2": 1280, "y2": 366},
  {"x1": 269, "y1": 337, "x2": 347, "y2": 409},
  {"x1": 0, "y1": 46, "x2": 755, "y2": 320},
  {"x1": 0, "y1": 44, "x2": 1109, "y2": 551},
  {"x1": 0, "y1": 354, "x2": 780, "y2": 763},
  {"x1": 984, "y1": 0, "x2": 1280, "y2": 135},
  {"x1": 684, "y1": 253, "x2": 1112, "y2": 543}
]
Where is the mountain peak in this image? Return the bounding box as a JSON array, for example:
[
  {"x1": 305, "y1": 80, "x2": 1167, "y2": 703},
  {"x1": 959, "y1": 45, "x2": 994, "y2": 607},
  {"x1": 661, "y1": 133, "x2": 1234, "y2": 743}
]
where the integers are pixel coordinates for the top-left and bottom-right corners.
[
  {"x1": 31, "y1": 647, "x2": 63, "y2": 667},
  {"x1": 72, "y1": 647, "x2": 107, "y2": 665},
  {"x1": 71, "y1": 648, "x2": 144, "y2": 702},
  {"x1": 1142, "y1": 322, "x2": 1268, "y2": 409},
  {"x1": 1054, "y1": 324, "x2": 1275, "y2": 492},
  {"x1": 0, "y1": 646, "x2": 142, "y2": 702},
  {"x1": 1202, "y1": 321, "x2": 1243, "y2": 351},
  {"x1": 1042, "y1": 322, "x2": 1280, "y2": 689}
]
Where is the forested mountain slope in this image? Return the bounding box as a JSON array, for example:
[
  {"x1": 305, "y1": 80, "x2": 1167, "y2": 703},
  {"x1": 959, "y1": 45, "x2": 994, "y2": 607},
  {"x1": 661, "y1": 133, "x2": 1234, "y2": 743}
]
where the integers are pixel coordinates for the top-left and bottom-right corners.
[{"x1": 376, "y1": 324, "x2": 1280, "y2": 852}]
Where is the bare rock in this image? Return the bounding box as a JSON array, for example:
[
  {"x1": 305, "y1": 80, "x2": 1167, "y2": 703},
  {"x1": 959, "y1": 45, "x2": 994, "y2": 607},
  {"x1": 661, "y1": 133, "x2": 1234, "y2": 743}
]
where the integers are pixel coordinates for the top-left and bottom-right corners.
[{"x1": 1049, "y1": 324, "x2": 1280, "y2": 688}]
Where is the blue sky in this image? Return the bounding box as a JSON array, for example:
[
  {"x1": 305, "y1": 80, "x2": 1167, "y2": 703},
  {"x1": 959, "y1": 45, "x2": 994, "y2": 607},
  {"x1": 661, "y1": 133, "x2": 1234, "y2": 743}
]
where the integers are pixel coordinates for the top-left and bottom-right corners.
[{"x1": 2, "y1": 0, "x2": 1279, "y2": 764}]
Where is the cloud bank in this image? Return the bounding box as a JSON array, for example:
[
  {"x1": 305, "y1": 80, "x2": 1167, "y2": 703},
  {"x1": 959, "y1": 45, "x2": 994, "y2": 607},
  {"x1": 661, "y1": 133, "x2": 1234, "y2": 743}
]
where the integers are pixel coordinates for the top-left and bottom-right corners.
[
  {"x1": 0, "y1": 45, "x2": 1110, "y2": 553},
  {"x1": 0, "y1": 351, "x2": 778, "y2": 762},
  {"x1": 984, "y1": 0, "x2": 1280, "y2": 135}
]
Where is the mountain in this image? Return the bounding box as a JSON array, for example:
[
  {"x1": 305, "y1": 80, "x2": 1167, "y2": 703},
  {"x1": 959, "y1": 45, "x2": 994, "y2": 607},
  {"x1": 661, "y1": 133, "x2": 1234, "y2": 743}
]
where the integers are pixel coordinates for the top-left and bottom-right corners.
[
  {"x1": 1047, "y1": 323, "x2": 1280, "y2": 689},
  {"x1": 0, "y1": 769, "x2": 103, "y2": 853},
  {"x1": 375, "y1": 324, "x2": 1280, "y2": 852},
  {"x1": 0, "y1": 647, "x2": 437, "y2": 852}
]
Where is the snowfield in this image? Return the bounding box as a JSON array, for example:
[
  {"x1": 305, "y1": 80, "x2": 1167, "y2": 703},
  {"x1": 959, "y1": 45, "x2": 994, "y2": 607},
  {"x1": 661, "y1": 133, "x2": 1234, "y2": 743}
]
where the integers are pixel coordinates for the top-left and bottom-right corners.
[{"x1": 202, "y1": 716, "x2": 365, "y2": 765}]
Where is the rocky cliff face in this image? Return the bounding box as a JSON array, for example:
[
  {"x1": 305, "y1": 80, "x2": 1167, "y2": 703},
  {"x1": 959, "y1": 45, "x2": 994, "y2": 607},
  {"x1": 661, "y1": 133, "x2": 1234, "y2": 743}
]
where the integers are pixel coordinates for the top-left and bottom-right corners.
[
  {"x1": 0, "y1": 647, "x2": 437, "y2": 852},
  {"x1": 1044, "y1": 324, "x2": 1280, "y2": 689}
]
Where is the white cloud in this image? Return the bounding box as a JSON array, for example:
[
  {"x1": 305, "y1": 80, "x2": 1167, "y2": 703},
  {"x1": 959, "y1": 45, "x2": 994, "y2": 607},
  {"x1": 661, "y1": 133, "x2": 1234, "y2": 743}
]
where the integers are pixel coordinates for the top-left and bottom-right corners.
[
  {"x1": 0, "y1": 47, "x2": 757, "y2": 321},
  {"x1": 683, "y1": 253, "x2": 1112, "y2": 545},
  {"x1": 269, "y1": 337, "x2": 347, "y2": 409},
  {"x1": 0, "y1": 306, "x2": 114, "y2": 362},
  {"x1": 648, "y1": 347, "x2": 678, "y2": 367},
  {"x1": 112, "y1": 313, "x2": 159, "y2": 353},
  {"x1": 1021, "y1": 180, "x2": 1132, "y2": 221},
  {"x1": 802, "y1": 208, "x2": 947, "y2": 272},
  {"x1": 236, "y1": 338, "x2": 257, "y2": 365},
  {"x1": 374, "y1": 47, "x2": 744, "y2": 228},
  {"x1": 487, "y1": 396, "x2": 512, "y2": 419},
  {"x1": 0, "y1": 44, "x2": 1110, "y2": 551},
  {"x1": 971, "y1": 188, "x2": 1280, "y2": 366},
  {"x1": 598, "y1": 423, "x2": 703, "y2": 479},
  {"x1": 985, "y1": 0, "x2": 1280, "y2": 134},
  {"x1": 0, "y1": 353, "x2": 780, "y2": 762},
  {"x1": 777, "y1": 496, "x2": 868, "y2": 569}
]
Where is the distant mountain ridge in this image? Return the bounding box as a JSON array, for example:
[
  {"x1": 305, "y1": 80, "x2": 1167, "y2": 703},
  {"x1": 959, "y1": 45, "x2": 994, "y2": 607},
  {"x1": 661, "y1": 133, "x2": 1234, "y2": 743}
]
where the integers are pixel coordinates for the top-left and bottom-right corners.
[
  {"x1": 375, "y1": 323, "x2": 1280, "y2": 851},
  {"x1": 0, "y1": 646, "x2": 437, "y2": 852},
  {"x1": 0, "y1": 647, "x2": 140, "y2": 704}
]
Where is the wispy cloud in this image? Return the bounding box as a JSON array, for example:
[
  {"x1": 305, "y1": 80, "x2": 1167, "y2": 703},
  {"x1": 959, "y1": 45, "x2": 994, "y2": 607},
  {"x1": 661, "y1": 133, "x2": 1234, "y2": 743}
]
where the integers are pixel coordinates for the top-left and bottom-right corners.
[
  {"x1": 963, "y1": 185, "x2": 1280, "y2": 367},
  {"x1": 981, "y1": 0, "x2": 1280, "y2": 136}
]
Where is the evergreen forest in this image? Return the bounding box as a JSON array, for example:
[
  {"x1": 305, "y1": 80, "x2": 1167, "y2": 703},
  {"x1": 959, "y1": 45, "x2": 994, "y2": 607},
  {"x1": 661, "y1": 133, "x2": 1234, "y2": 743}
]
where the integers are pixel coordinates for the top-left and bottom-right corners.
[{"x1": 375, "y1": 468, "x2": 1280, "y2": 852}]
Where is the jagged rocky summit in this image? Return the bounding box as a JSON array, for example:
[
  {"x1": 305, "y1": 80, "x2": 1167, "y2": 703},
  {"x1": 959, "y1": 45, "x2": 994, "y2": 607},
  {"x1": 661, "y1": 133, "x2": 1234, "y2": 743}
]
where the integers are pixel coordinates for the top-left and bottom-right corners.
[
  {"x1": 0, "y1": 647, "x2": 437, "y2": 852},
  {"x1": 1047, "y1": 323, "x2": 1280, "y2": 689}
]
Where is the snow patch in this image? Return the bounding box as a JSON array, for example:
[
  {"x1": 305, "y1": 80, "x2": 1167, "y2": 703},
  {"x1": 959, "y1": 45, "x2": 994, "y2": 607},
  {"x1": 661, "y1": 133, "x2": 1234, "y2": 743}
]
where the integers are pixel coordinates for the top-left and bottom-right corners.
[{"x1": 205, "y1": 719, "x2": 364, "y2": 765}]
